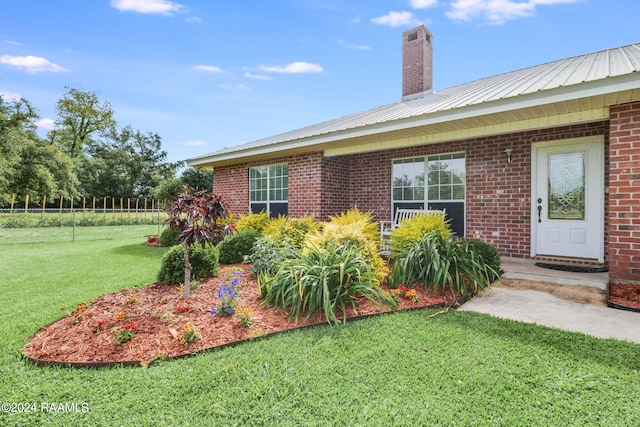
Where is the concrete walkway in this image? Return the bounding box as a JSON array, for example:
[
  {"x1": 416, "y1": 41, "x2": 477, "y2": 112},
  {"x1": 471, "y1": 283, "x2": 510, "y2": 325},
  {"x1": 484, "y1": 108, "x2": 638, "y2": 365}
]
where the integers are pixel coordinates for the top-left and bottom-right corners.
[{"x1": 457, "y1": 257, "x2": 640, "y2": 344}]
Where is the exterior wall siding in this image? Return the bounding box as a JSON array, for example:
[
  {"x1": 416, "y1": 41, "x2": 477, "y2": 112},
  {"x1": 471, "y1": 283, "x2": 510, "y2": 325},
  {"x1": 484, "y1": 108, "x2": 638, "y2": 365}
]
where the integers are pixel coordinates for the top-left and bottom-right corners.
[{"x1": 608, "y1": 102, "x2": 640, "y2": 284}]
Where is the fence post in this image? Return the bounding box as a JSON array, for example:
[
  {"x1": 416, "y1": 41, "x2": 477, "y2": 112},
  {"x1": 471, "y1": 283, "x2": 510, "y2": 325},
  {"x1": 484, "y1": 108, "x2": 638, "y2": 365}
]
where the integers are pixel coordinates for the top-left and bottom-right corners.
[
  {"x1": 41, "y1": 195, "x2": 46, "y2": 220},
  {"x1": 72, "y1": 209, "x2": 76, "y2": 242},
  {"x1": 10, "y1": 194, "x2": 15, "y2": 216}
]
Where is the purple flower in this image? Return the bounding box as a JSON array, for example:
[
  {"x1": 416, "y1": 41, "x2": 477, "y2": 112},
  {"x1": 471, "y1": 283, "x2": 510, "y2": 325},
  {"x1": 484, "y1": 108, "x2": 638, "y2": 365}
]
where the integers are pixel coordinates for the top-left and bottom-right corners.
[
  {"x1": 224, "y1": 307, "x2": 234, "y2": 315},
  {"x1": 209, "y1": 307, "x2": 217, "y2": 315}
]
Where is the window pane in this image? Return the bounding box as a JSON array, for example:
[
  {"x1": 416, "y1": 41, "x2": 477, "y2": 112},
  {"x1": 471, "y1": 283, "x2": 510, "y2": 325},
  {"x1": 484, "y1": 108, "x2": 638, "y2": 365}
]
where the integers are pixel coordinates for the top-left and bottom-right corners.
[
  {"x1": 440, "y1": 186, "x2": 452, "y2": 200},
  {"x1": 250, "y1": 163, "x2": 288, "y2": 214},
  {"x1": 392, "y1": 158, "x2": 424, "y2": 202},
  {"x1": 453, "y1": 185, "x2": 465, "y2": 200},
  {"x1": 428, "y1": 186, "x2": 439, "y2": 200}
]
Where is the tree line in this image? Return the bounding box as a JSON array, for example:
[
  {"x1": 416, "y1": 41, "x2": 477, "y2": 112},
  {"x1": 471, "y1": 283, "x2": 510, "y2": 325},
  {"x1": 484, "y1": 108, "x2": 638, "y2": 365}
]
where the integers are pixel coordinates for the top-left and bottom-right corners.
[{"x1": 0, "y1": 87, "x2": 212, "y2": 208}]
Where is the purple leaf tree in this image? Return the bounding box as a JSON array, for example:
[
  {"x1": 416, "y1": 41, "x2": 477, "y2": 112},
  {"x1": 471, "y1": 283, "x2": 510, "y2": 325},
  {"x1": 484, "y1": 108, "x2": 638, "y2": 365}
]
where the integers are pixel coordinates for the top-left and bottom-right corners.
[{"x1": 164, "y1": 185, "x2": 228, "y2": 298}]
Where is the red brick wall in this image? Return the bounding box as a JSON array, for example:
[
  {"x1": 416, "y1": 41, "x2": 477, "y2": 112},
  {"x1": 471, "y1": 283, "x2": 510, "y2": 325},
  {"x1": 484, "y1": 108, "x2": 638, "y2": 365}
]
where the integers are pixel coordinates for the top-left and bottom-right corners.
[
  {"x1": 346, "y1": 122, "x2": 608, "y2": 258},
  {"x1": 320, "y1": 155, "x2": 352, "y2": 219},
  {"x1": 213, "y1": 122, "x2": 610, "y2": 262},
  {"x1": 213, "y1": 152, "x2": 329, "y2": 220},
  {"x1": 213, "y1": 163, "x2": 249, "y2": 218},
  {"x1": 608, "y1": 102, "x2": 640, "y2": 284},
  {"x1": 288, "y1": 152, "x2": 324, "y2": 218}
]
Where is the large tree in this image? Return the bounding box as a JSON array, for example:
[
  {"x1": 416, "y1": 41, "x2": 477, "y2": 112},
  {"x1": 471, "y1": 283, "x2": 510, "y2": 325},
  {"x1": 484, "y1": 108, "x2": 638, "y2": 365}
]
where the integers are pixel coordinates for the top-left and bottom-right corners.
[
  {"x1": 78, "y1": 126, "x2": 180, "y2": 200},
  {"x1": 0, "y1": 96, "x2": 77, "y2": 205},
  {"x1": 51, "y1": 87, "x2": 116, "y2": 158}
]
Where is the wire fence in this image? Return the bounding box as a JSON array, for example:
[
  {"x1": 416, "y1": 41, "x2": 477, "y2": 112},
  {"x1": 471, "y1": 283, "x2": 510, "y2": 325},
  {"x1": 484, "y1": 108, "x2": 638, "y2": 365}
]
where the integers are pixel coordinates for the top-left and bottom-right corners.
[{"x1": 0, "y1": 196, "x2": 167, "y2": 243}]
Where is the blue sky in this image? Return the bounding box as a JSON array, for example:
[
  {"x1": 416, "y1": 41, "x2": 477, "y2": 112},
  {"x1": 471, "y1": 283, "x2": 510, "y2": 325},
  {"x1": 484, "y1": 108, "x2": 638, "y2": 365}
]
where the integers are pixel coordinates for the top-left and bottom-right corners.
[{"x1": 1, "y1": 0, "x2": 639, "y2": 164}]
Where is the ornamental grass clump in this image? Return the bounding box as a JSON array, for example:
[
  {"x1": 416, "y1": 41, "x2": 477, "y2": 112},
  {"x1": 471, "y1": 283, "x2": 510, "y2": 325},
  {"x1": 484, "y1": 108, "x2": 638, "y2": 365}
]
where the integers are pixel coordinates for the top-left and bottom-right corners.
[
  {"x1": 260, "y1": 241, "x2": 397, "y2": 324},
  {"x1": 393, "y1": 232, "x2": 497, "y2": 296},
  {"x1": 390, "y1": 211, "x2": 452, "y2": 258}
]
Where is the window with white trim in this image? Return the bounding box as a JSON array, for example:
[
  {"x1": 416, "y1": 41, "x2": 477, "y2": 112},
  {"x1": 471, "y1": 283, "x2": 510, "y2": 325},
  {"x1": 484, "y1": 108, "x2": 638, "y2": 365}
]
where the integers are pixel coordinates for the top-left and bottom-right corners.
[
  {"x1": 249, "y1": 163, "x2": 288, "y2": 217},
  {"x1": 391, "y1": 153, "x2": 465, "y2": 235}
]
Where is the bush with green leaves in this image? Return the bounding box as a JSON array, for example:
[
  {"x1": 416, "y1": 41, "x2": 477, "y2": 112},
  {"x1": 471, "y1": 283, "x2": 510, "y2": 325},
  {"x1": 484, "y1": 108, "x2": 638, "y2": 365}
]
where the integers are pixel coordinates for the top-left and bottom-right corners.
[
  {"x1": 390, "y1": 212, "x2": 452, "y2": 258},
  {"x1": 235, "y1": 212, "x2": 270, "y2": 234},
  {"x1": 392, "y1": 232, "x2": 496, "y2": 296},
  {"x1": 157, "y1": 244, "x2": 219, "y2": 285},
  {"x1": 260, "y1": 242, "x2": 397, "y2": 324},
  {"x1": 218, "y1": 229, "x2": 261, "y2": 264},
  {"x1": 246, "y1": 235, "x2": 296, "y2": 277},
  {"x1": 465, "y1": 239, "x2": 502, "y2": 281},
  {"x1": 159, "y1": 226, "x2": 181, "y2": 247},
  {"x1": 304, "y1": 208, "x2": 387, "y2": 282},
  {"x1": 262, "y1": 215, "x2": 319, "y2": 248}
]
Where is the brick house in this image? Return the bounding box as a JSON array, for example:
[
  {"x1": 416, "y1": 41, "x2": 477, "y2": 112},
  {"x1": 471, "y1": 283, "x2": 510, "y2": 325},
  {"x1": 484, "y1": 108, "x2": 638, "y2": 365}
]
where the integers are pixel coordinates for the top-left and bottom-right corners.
[{"x1": 187, "y1": 26, "x2": 640, "y2": 286}]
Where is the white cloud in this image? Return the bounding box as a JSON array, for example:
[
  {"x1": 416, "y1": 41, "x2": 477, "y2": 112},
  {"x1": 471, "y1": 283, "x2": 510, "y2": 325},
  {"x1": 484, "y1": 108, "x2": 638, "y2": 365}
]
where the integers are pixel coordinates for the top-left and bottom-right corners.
[
  {"x1": 36, "y1": 118, "x2": 56, "y2": 130},
  {"x1": 110, "y1": 0, "x2": 184, "y2": 15},
  {"x1": 446, "y1": 0, "x2": 580, "y2": 24},
  {"x1": 371, "y1": 11, "x2": 420, "y2": 27},
  {"x1": 0, "y1": 55, "x2": 68, "y2": 73},
  {"x1": 186, "y1": 16, "x2": 202, "y2": 23},
  {"x1": 218, "y1": 83, "x2": 251, "y2": 91},
  {"x1": 410, "y1": 0, "x2": 438, "y2": 9},
  {"x1": 244, "y1": 71, "x2": 272, "y2": 80},
  {"x1": 258, "y1": 62, "x2": 323, "y2": 73},
  {"x1": 3, "y1": 40, "x2": 21, "y2": 46},
  {"x1": 193, "y1": 64, "x2": 224, "y2": 73},
  {"x1": 181, "y1": 140, "x2": 207, "y2": 147},
  {"x1": 0, "y1": 90, "x2": 21, "y2": 101},
  {"x1": 337, "y1": 39, "x2": 372, "y2": 51}
]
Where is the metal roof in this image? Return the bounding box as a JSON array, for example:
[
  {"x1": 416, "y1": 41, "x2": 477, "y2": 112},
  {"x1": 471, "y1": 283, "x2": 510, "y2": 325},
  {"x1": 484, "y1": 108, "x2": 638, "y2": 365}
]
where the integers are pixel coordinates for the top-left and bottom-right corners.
[{"x1": 188, "y1": 43, "x2": 640, "y2": 166}]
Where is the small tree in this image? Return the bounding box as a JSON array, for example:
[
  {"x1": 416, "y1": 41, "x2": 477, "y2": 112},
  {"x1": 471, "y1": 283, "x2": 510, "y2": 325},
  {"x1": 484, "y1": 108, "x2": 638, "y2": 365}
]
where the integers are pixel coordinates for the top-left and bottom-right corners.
[{"x1": 164, "y1": 185, "x2": 227, "y2": 298}]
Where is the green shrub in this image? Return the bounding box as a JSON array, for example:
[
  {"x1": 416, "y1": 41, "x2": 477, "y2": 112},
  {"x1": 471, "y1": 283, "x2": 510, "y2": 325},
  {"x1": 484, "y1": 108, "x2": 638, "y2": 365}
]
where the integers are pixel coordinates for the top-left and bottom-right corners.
[
  {"x1": 159, "y1": 226, "x2": 181, "y2": 247},
  {"x1": 393, "y1": 232, "x2": 495, "y2": 296},
  {"x1": 246, "y1": 235, "x2": 296, "y2": 277},
  {"x1": 236, "y1": 212, "x2": 269, "y2": 234},
  {"x1": 260, "y1": 242, "x2": 397, "y2": 324},
  {"x1": 305, "y1": 208, "x2": 387, "y2": 283},
  {"x1": 157, "y1": 244, "x2": 219, "y2": 285},
  {"x1": 390, "y1": 212, "x2": 452, "y2": 258},
  {"x1": 262, "y1": 215, "x2": 318, "y2": 248},
  {"x1": 466, "y1": 239, "x2": 502, "y2": 281},
  {"x1": 218, "y1": 229, "x2": 261, "y2": 264}
]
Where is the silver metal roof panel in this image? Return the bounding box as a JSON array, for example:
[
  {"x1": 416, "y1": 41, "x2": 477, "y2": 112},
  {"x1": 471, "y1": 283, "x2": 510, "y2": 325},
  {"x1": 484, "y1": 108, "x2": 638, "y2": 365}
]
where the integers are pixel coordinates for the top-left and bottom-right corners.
[{"x1": 188, "y1": 43, "x2": 640, "y2": 164}]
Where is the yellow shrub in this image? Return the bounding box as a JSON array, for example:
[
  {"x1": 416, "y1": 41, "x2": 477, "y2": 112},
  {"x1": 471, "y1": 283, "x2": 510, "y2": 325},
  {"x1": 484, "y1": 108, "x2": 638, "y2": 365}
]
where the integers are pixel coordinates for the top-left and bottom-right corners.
[
  {"x1": 263, "y1": 215, "x2": 319, "y2": 248},
  {"x1": 236, "y1": 212, "x2": 269, "y2": 233},
  {"x1": 390, "y1": 212, "x2": 452, "y2": 257},
  {"x1": 304, "y1": 208, "x2": 388, "y2": 282}
]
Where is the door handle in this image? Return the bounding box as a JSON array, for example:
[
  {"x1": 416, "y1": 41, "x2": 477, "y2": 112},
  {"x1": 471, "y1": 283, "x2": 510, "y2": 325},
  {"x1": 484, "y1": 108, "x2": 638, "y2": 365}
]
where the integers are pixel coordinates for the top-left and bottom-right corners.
[{"x1": 537, "y1": 198, "x2": 542, "y2": 223}]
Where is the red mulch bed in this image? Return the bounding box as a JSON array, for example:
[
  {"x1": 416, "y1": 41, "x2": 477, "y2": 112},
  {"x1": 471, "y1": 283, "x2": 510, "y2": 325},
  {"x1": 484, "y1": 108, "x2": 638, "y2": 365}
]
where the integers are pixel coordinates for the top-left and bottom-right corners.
[
  {"x1": 22, "y1": 264, "x2": 463, "y2": 368},
  {"x1": 608, "y1": 283, "x2": 640, "y2": 311}
]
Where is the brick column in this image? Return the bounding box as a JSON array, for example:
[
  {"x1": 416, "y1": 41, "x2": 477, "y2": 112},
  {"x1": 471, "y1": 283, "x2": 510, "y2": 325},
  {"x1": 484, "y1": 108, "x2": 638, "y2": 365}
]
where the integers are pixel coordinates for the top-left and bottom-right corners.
[{"x1": 608, "y1": 102, "x2": 640, "y2": 284}]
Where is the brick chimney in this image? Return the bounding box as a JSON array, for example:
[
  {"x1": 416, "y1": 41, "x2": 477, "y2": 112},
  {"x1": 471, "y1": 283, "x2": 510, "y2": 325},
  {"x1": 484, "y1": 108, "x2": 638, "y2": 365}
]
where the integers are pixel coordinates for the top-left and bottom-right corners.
[{"x1": 402, "y1": 25, "x2": 433, "y2": 100}]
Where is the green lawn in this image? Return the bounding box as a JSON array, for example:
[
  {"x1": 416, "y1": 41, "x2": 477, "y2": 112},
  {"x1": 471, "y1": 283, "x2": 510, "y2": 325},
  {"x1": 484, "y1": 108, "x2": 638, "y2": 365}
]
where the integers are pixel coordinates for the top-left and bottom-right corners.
[{"x1": 1, "y1": 226, "x2": 639, "y2": 426}]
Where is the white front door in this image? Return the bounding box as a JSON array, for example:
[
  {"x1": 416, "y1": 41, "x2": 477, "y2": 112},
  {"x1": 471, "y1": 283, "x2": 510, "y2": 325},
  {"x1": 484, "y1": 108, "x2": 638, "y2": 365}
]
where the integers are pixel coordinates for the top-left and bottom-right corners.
[{"x1": 531, "y1": 136, "x2": 604, "y2": 262}]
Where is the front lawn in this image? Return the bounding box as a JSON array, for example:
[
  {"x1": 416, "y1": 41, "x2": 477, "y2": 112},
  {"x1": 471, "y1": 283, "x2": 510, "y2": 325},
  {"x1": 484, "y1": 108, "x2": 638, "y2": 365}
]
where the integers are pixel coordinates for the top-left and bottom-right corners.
[{"x1": 1, "y1": 226, "x2": 639, "y2": 426}]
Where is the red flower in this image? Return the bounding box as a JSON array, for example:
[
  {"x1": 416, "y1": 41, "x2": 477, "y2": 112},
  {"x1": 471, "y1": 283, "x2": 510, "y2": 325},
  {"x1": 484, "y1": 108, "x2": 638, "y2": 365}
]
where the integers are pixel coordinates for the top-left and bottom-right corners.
[{"x1": 121, "y1": 323, "x2": 137, "y2": 331}]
